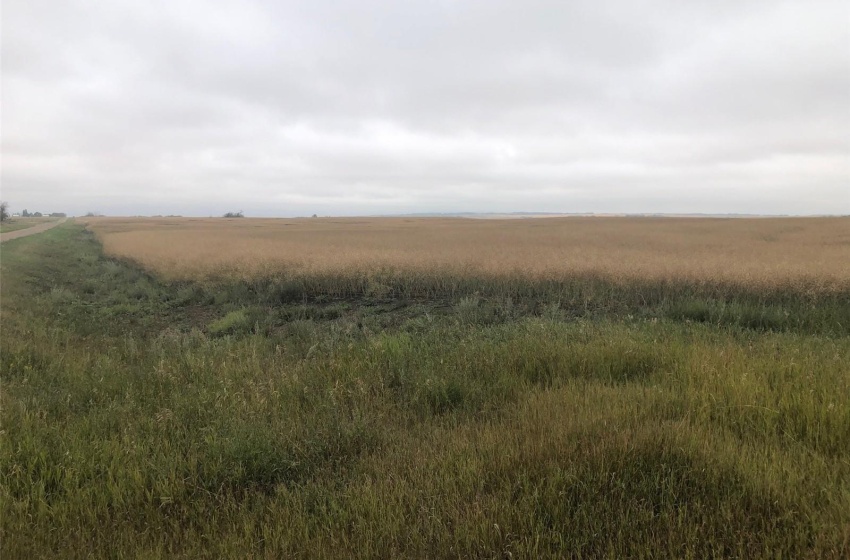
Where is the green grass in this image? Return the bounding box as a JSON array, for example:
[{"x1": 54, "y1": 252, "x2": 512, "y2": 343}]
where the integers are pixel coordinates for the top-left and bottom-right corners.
[
  {"x1": 181, "y1": 265, "x2": 850, "y2": 337},
  {"x1": 1, "y1": 224, "x2": 848, "y2": 558}
]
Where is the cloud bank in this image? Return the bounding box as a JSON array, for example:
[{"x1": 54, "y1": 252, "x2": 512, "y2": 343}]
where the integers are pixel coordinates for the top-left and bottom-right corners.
[{"x1": 3, "y1": 0, "x2": 849, "y2": 216}]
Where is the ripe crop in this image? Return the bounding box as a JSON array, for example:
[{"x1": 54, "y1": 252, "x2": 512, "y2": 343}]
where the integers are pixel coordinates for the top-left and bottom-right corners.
[{"x1": 87, "y1": 216, "x2": 850, "y2": 295}]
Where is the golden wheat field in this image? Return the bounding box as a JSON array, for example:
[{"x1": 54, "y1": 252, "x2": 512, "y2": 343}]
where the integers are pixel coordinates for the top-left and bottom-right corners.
[{"x1": 85, "y1": 216, "x2": 850, "y2": 291}]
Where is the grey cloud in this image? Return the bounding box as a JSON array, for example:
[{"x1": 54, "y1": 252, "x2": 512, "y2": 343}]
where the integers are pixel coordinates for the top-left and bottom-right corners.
[{"x1": 2, "y1": 0, "x2": 848, "y2": 216}]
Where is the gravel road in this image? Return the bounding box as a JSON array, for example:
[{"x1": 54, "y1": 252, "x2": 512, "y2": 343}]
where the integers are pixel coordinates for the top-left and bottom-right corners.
[{"x1": 0, "y1": 218, "x2": 68, "y2": 243}]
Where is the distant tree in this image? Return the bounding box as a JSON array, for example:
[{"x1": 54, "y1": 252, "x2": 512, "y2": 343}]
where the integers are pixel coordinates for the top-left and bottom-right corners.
[
  {"x1": 33, "y1": 211, "x2": 43, "y2": 217},
  {"x1": 22, "y1": 209, "x2": 29, "y2": 217},
  {"x1": 0, "y1": 202, "x2": 8, "y2": 222},
  {"x1": 223, "y1": 211, "x2": 244, "y2": 218}
]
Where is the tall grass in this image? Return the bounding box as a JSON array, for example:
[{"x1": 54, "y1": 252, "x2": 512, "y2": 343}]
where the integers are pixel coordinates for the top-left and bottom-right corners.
[{"x1": 1, "y1": 224, "x2": 848, "y2": 558}]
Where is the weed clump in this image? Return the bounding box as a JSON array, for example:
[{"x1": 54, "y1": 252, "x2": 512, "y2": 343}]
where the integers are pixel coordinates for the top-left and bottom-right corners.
[{"x1": 208, "y1": 309, "x2": 252, "y2": 336}]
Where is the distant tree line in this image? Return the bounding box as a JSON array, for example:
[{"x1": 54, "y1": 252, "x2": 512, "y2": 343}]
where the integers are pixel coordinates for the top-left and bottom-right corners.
[
  {"x1": 1, "y1": 204, "x2": 65, "y2": 221},
  {"x1": 18, "y1": 209, "x2": 66, "y2": 218},
  {"x1": 223, "y1": 211, "x2": 245, "y2": 218}
]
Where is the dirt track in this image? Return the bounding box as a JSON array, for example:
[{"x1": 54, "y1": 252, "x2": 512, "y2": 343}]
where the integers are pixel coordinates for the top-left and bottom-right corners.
[{"x1": 0, "y1": 218, "x2": 68, "y2": 243}]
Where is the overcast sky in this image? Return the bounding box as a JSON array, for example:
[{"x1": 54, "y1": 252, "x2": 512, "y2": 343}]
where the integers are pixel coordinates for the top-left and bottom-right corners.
[{"x1": 3, "y1": 0, "x2": 849, "y2": 216}]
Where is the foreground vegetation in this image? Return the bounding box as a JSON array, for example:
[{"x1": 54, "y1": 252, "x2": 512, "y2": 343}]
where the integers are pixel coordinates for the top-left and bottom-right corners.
[{"x1": 2, "y1": 223, "x2": 848, "y2": 558}]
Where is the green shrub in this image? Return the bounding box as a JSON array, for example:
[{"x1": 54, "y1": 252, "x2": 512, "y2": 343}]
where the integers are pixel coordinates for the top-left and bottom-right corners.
[{"x1": 208, "y1": 309, "x2": 252, "y2": 336}]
